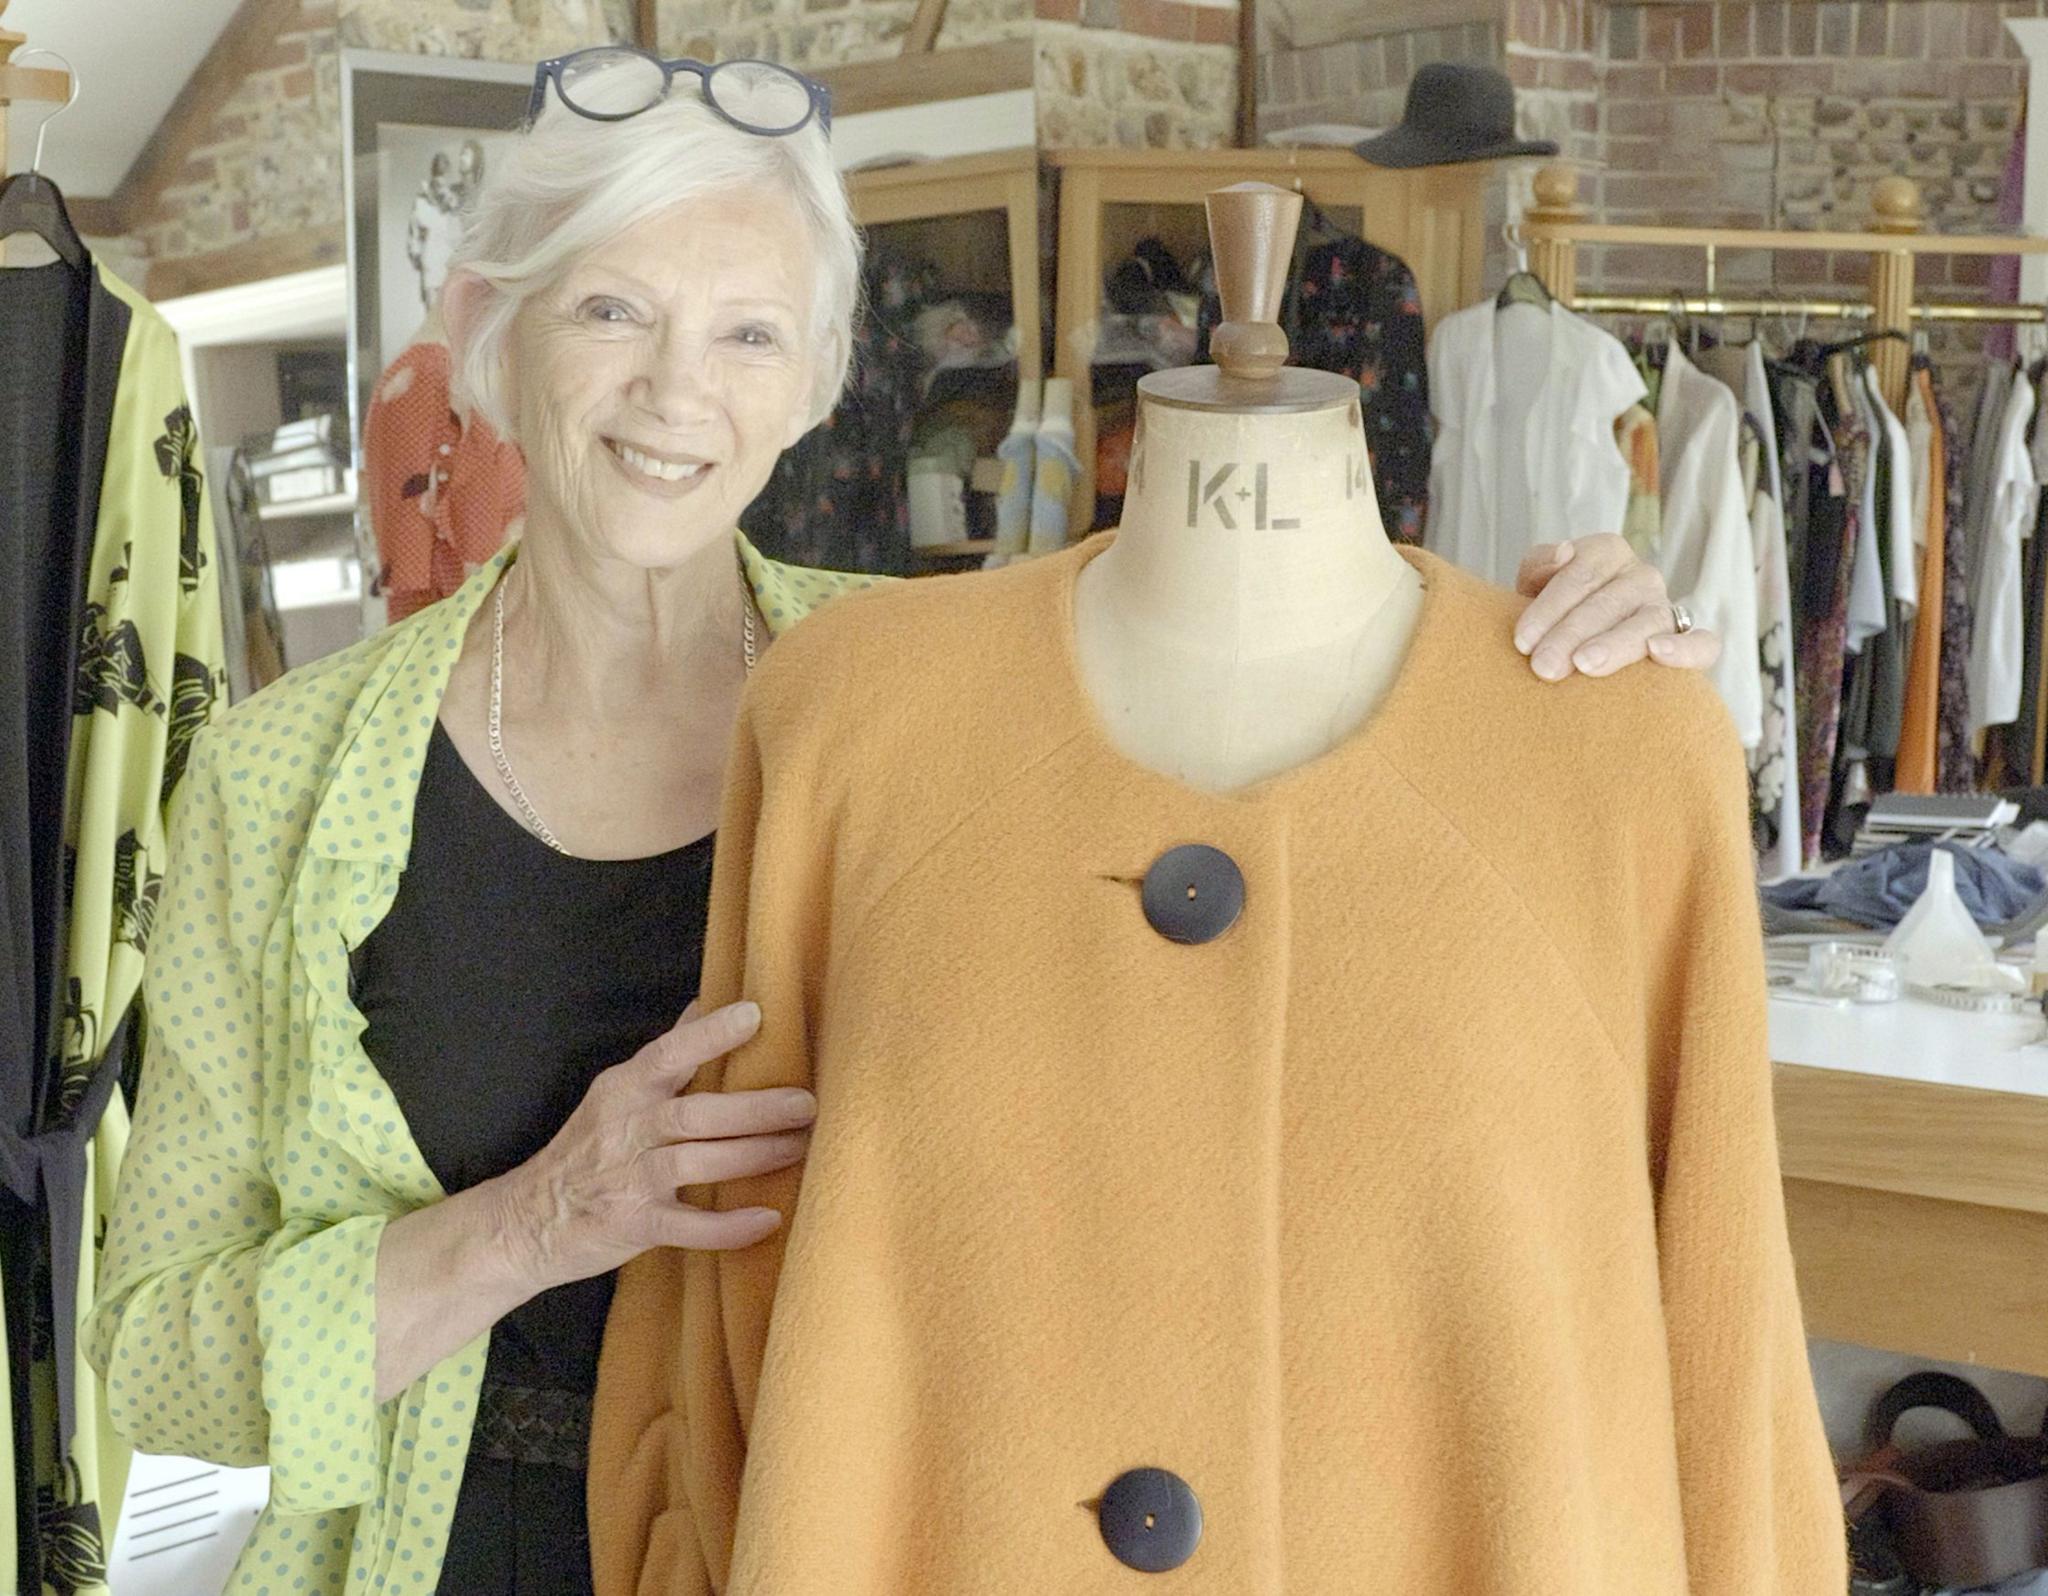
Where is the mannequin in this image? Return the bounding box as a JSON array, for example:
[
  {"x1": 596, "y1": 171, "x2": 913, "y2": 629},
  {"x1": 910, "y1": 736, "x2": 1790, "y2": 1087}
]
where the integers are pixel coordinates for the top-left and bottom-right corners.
[
  {"x1": 1075, "y1": 183, "x2": 1423, "y2": 791},
  {"x1": 587, "y1": 181, "x2": 1846, "y2": 1596}
]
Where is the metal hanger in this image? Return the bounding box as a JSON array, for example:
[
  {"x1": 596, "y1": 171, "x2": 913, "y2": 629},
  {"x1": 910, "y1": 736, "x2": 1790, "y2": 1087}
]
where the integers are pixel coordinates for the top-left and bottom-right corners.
[{"x1": 0, "y1": 47, "x2": 87, "y2": 271}]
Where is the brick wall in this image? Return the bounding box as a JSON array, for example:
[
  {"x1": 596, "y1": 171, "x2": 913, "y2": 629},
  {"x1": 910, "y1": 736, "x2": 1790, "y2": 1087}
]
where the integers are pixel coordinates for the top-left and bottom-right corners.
[
  {"x1": 1586, "y1": 0, "x2": 2037, "y2": 419},
  {"x1": 1506, "y1": 0, "x2": 1599, "y2": 164},
  {"x1": 1259, "y1": 18, "x2": 1500, "y2": 140},
  {"x1": 1592, "y1": 0, "x2": 2031, "y2": 296}
]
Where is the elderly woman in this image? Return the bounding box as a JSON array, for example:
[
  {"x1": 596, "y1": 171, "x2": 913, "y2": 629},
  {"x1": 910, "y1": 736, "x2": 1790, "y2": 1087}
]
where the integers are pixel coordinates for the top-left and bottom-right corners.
[{"x1": 86, "y1": 48, "x2": 1718, "y2": 1596}]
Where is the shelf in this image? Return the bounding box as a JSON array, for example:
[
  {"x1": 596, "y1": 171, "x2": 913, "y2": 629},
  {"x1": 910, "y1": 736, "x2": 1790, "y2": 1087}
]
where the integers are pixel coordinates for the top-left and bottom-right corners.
[
  {"x1": 258, "y1": 485, "x2": 356, "y2": 522},
  {"x1": 845, "y1": 148, "x2": 1041, "y2": 381}
]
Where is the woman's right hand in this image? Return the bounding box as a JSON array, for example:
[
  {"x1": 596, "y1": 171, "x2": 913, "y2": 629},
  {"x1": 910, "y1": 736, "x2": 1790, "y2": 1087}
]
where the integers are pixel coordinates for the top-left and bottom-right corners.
[{"x1": 493, "y1": 999, "x2": 813, "y2": 1295}]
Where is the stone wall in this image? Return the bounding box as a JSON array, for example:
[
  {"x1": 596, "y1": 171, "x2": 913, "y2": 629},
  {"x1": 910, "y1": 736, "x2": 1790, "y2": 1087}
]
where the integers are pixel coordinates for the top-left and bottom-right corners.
[
  {"x1": 660, "y1": 0, "x2": 1028, "y2": 66},
  {"x1": 130, "y1": 0, "x2": 348, "y2": 273},
  {"x1": 1035, "y1": 0, "x2": 1238, "y2": 150},
  {"x1": 127, "y1": 0, "x2": 1234, "y2": 293},
  {"x1": 338, "y1": 0, "x2": 626, "y2": 56}
]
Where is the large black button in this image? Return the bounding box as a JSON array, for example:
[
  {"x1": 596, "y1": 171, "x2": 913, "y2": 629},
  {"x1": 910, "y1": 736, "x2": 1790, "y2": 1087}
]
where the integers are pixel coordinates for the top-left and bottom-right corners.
[
  {"x1": 1141, "y1": 845, "x2": 1244, "y2": 945},
  {"x1": 1098, "y1": 1466, "x2": 1202, "y2": 1572}
]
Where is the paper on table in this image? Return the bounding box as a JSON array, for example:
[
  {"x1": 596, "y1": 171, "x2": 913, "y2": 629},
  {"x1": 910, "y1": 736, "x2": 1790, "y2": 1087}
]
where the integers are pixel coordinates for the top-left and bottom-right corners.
[{"x1": 108, "y1": 1453, "x2": 268, "y2": 1596}]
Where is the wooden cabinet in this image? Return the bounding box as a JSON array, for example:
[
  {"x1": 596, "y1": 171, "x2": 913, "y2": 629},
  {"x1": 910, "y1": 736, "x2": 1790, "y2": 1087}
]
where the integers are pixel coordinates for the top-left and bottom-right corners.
[
  {"x1": 1048, "y1": 148, "x2": 1489, "y2": 535},
  {"x1": 842, "y1": 148, "x2": 1043, "y2": 561},
  {"x1": 1775, "y1": 1063, "x2": 2048, "y2": 1378},
  {"x1": 846, "y1": 147, "x2": 1044, "y2": 382}
]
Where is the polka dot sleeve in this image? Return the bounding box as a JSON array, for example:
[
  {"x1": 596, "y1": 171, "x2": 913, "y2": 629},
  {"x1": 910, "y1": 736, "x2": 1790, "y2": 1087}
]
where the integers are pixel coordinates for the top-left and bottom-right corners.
[
  {"x1": 86, "y1": 730, "x2": 283, "y2": 1469},
  {"x1": 86, "y1": 729, "x2": 391, "y2": 1515}
]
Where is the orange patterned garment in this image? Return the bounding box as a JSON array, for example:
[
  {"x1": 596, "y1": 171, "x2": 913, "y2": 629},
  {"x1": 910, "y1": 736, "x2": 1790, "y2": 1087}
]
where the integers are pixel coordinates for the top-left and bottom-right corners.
[{"x1": 363, "y1": 339, "x2": 526, "y2": 623}]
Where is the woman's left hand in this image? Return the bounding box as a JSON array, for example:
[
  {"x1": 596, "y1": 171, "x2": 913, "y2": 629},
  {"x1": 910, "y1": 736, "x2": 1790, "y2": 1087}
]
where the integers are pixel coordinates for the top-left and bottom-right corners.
[{"x1": 1512, "y1": 535, "x2": 1723, "y2": 682}]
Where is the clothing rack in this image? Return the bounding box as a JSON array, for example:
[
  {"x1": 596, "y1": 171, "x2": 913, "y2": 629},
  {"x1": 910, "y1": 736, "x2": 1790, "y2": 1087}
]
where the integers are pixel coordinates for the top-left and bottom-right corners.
[{"x1": 1517, "y1": 162, "x2": 2048, "y2": 413}]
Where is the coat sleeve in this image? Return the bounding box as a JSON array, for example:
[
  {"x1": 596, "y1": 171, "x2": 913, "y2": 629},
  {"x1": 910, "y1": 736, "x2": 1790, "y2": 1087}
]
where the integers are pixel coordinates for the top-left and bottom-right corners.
[
  {"x1": 83, "y1": 730, "x2": 279, "y2": 1469},
  {"x1": 1645, "y1": 699, "x2": 1846, "y2": 1596},
  {"x1": 590, "y1": 677, "x2": 833, "y2": 1596}
]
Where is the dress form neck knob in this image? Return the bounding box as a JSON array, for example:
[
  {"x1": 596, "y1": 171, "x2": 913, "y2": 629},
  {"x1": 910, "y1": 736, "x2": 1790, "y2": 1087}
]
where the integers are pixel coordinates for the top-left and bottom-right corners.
[{"x1": 1205, "y1": 181, "x2": 1302, "y2": 383}]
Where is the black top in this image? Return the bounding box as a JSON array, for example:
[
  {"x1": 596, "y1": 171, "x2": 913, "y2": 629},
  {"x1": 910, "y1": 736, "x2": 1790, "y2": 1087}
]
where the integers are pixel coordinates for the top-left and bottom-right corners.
[
  {"x1": 0, "y1": 255, "x2": 134, "y2": 1596},
  {"x1": 351, "y1": 721, "x2": 715, "y2": 1392}
]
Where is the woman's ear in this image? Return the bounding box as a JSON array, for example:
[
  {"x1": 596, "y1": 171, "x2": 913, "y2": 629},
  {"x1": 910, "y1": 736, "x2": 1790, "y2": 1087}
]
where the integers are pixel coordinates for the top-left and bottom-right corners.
[
  {"x1": 438, "y1": 268, "x2": 512, "y2": 425},
  {"x1": 439, "y1": 268, "x2": 491, "y2": 362}
]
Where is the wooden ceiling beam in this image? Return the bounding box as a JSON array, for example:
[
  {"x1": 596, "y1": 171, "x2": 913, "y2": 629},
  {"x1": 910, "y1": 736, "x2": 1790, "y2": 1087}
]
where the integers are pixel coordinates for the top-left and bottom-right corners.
[
  {"x1": 143, "y1": 220, "x2": 340, "y2": 301},
  {"x1": 78, "y1": 0, "x2": 302, "y2": 238}
]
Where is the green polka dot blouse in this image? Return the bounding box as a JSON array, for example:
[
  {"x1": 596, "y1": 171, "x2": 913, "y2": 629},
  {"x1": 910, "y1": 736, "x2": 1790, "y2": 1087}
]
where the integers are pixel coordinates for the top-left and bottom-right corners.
[{"x1": 83, "y1": 536, "x2": 883, "y2": 1595}]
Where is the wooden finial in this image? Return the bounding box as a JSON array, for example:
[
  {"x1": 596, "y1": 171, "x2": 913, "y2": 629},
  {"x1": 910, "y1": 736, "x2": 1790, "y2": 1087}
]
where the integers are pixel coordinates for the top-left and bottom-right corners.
[
  {"x1": 1205, "y1": 181, "x2": 1302, "y2": 382},
  {"x1": 0, "y1": 1, "x2": 73, "y2": 108},
  {"x1": 1137, "y1": 178, "x2": 1353, "y2": 414},
  {"x1": 1528, "y1": 162, "x2": 1584, "y2": 220},
  {"x1": 1872, "y1": 175, "x2": 1924, "y2": 235}
]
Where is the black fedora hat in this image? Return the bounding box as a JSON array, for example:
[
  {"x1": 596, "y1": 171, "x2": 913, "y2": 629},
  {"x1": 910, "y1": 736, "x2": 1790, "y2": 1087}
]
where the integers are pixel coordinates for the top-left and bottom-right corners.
[{"x1": 1354, "y1": 62, "x2": 1559, "y2": 168}]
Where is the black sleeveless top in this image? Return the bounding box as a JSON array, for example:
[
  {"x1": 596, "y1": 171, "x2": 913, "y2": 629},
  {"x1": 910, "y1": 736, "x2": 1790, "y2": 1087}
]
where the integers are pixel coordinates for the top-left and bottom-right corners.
[
  {"x1": 349, "y1": 722, "x2": 714, "y2": 1594},
  {"x1": 352, "y1": 721, "x2": 715, "y2": 1389}
]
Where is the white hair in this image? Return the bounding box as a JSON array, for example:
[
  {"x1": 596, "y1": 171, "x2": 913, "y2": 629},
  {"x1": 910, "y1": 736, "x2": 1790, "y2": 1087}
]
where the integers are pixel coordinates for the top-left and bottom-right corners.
[{"x1": 445, "y1": 59, "x2": 861, "y2": 439}]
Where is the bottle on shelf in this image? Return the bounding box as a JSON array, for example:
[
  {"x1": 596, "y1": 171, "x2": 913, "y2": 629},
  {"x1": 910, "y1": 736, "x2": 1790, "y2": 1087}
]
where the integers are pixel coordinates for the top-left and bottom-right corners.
[
  {"x1": 991, "y1": 378, "x2": 1042, "y2": 556},
  {"x1": 1028, "y1": 377, "x2": 1080, "y2": 555}
]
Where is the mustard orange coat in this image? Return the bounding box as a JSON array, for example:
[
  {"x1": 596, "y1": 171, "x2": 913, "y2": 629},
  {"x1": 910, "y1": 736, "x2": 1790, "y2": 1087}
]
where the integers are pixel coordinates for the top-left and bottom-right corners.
[{"x1": 590, "y1": 536, "x2": 1845, "y2": 1596}]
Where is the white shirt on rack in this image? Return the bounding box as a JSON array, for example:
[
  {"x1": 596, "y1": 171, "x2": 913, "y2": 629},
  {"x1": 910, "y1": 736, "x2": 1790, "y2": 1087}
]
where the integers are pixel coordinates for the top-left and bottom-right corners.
[
  {"x1": 1425, "y1": 297, "x2": 1645, "y2": 590},
  {"x1": 1655, "y1": 343, "x2": 1765, "y2": 748},
  {"x1": 1968, "y1": 367, "x2": 2038, "y2": 733},
  {"x1": 1863, "y1": 366, "x2": 1918, "y2": 616}
]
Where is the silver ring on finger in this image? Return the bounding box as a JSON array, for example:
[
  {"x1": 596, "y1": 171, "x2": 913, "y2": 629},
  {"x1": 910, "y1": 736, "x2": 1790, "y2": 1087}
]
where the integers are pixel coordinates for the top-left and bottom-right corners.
[{"x1": 1669, "y1": 601, "x2": 1695, "y2": 636}]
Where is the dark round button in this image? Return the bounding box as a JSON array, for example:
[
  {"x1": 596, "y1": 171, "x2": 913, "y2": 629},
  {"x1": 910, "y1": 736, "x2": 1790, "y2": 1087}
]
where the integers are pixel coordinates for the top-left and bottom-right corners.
[
  {"x1": 1098, "y1": 1466, "x2": 1202, "y2": 1573},
  {"x1": 1140, "y1": 845, "x2": 1244, "y2": 945}
]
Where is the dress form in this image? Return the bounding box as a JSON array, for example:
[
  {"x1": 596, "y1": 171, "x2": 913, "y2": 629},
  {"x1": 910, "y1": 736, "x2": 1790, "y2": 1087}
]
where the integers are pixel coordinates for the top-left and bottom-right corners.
[{"x1": 1074, "y1": 183, "x2": 1423, "y2": 793}]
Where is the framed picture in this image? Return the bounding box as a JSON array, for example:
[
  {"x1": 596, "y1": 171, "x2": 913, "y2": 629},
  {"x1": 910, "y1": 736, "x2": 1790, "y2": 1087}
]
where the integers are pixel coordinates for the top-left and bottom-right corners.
[{"x1": 340, "y1": 49, "x2": 532, "y2": 459}]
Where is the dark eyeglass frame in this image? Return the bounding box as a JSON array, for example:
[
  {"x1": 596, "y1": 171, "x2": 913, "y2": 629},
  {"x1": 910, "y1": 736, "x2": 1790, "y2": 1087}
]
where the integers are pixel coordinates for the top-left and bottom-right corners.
[{"x1": 526, "y1": 46, "x2": 833, "y2": 137}]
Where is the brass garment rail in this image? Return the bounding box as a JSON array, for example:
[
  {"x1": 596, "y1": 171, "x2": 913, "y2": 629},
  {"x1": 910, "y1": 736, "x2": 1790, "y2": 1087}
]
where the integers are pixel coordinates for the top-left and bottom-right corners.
[{"x1": 1518, "y1": 163, "x2": 2048, "y2": 409}]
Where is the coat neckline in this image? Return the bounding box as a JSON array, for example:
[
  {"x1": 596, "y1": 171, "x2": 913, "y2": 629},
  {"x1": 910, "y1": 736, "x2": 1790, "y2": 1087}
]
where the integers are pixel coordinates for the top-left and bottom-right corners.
[{"x1": 1038, "y1": 529, "x2": 1461, "y2": 808}]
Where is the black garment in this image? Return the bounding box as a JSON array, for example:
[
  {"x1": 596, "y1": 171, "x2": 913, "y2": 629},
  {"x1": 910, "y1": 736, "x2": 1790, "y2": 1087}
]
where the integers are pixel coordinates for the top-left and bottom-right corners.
[
  {"x1": 743, "y1": 245, "x2": 939, "y2": 575},
  {"x1": 1840, "y1": 387, "x2": 1908, "y2": 793},
  {"x1": 350, "y1": 723, "x2": 715, "y2": 1595},
  {"x1": 0, "y1": 255, "x2": 131, "y2": 1596},
  {"x1": 1196, "y1": 214, "x2": 1432, "y2": 543}
]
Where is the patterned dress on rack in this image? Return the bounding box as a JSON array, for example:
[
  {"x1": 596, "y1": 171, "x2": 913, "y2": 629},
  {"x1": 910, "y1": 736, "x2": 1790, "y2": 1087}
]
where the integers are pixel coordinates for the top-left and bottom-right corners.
[
  {"x1": 1935, "y1": 364, "x2": 1978, "y2": 792},
  {"x1": 1793, "y1": 362, "x2": 1865, "y2": 868}
]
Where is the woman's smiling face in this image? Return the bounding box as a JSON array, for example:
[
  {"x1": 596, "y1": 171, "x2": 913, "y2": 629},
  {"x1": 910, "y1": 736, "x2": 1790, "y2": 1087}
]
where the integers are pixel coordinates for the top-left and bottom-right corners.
[{"x1": 506, "y1": 183, "x2": 824, "y2": 568}]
